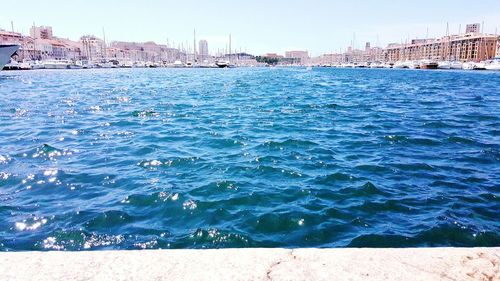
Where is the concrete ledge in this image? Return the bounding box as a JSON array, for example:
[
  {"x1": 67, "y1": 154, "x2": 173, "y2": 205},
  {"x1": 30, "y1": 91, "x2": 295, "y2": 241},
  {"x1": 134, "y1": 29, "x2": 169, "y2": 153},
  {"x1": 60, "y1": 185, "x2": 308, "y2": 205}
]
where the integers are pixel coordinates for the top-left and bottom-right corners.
[{"x1": 0, "y1": 248, "x2": 498, "y2": 281}]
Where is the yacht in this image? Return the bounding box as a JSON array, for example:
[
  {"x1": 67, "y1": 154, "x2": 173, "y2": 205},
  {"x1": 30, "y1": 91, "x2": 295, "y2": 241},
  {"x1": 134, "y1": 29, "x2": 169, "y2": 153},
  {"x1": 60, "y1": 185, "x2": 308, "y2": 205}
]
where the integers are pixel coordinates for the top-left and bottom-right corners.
[
  {"x1": 215, "y1": 60, "x2": 230, "y2": 68},
  {"x1": 462, "y1": 62, "x2": 476, "y2": 70},
  {"x1": 120, "y1": 61, "x2": 134, "y2": 68},
  {"x1": 393, "y1": 61, "x2": 408, "y2": 69},
  {"x1": 419, "y1": 60, "x2": 438, "y2": 69},
  {"x1": 462, "y1": 62, "x2": 486, "y2": 70},
  {"x1": 42, "y1": 59, "x2": 71, "y2": 69},
  {"x1": 382, "y1": 63, "x2": 394, "y2": 69},
  {"x1": 484, "y1": 57, "x2": 500, "y2": 71},
  {"x1": 369, "y1": 62, "x2": 384, "y2": 68},
  {"x1": 438, "y1": 61, "x2": 463, "y2": 70},
  {"x1": 0, "y1": 44, "x2": 20, "y2": 71},
  {"x1": 172, "y1": 60, "x2": 184, "y2": 68},
  {"x1": 407, "y1": 61, "x2": 420, "y2": 69}
]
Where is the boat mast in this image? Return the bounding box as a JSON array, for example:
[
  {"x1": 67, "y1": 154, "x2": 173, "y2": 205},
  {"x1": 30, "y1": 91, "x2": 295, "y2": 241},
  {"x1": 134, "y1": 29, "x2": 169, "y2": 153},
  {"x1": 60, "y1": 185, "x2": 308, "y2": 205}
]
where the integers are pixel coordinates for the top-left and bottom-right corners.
[
  {"x1": 102, "y1": 27, "x2": 107, "y2": 60},
  {"x1": 193, "y1": 29, "x2": 197, "y2": 63},
  {"x1": 445, "y1": 22, "x2": 451, "y2": 61},
  {"x1": 32, "y1": 22, "x2": 36, "y2": 60}
]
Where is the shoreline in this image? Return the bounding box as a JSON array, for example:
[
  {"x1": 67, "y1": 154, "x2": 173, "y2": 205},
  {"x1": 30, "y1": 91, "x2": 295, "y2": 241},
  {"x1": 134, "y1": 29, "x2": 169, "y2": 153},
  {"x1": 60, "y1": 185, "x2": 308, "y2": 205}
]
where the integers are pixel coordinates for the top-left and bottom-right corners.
[{"x1": 0, "y1": 248, "x2": 498, "y2": 280}]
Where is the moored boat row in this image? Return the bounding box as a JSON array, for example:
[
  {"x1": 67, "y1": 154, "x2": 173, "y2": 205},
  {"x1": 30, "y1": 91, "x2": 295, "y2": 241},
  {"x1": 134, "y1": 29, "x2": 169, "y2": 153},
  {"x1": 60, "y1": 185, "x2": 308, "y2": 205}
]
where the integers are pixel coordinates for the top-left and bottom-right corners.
[
  {"x1": 322, "y1": 57, "x2": 500, "y2": 71},
  {"x1": 2, "y1": 59, "x2": 228, "y2": 70}
]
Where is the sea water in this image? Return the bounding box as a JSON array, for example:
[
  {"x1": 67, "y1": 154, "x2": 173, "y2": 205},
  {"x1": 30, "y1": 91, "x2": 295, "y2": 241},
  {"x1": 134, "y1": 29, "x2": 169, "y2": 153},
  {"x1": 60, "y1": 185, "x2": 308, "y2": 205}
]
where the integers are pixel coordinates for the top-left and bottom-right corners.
[{"x1": 0, "y1": 68, "x2": 498, "y2": 250}]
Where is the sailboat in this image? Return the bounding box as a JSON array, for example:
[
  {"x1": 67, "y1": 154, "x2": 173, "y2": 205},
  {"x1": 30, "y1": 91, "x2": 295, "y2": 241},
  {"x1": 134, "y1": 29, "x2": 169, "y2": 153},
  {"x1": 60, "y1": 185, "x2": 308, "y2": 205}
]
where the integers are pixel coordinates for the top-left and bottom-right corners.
[{"x1": 216, "y1": 34, "x2": 234, "y2": 68}]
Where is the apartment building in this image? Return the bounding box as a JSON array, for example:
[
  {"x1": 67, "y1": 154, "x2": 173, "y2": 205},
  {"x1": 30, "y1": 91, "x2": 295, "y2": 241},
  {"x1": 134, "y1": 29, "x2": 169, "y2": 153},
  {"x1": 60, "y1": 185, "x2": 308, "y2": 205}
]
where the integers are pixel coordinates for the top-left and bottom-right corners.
[
  {"x1": 386, "y1": 33, "x2": 498, "y2": 62},
  {"x1": 285, "y1": 50, "x2": 309, "y2": 64}
]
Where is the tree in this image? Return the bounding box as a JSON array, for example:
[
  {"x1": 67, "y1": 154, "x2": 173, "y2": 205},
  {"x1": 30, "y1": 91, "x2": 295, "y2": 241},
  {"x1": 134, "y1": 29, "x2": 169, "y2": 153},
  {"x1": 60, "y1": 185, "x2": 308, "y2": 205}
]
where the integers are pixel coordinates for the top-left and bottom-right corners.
[{"x1": 256, "y1": 56, "x2": 279, "y2": 65}]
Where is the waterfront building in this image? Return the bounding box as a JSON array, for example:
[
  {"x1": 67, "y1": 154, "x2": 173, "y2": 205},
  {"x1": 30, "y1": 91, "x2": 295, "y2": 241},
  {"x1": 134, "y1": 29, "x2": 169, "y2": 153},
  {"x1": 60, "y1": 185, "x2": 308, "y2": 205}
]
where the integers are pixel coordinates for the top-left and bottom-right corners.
[
  {"x1": 363, "y1": 42, "x2": 385, "y2": 63},
  {"x1": 285, "y1": 50, "x2": 309, "y2": 65},
  {"x1": 30, "y1": 26, "x2": 53, "y2": 40},
  {"x1": 80, "y1": 35, "x2": 105, "y2": 60},
  {"x1": 0, "y1": 29, "x2": 23, "y2": 44},
  {"x1": 110, "y1": 41, "x2": 174, "y2": 62},
  {"x1": 385, "y1": 33, "x2": 499, "y2": 62},
  {"x1": 466, "y1": 23, "x2": 480, "y2": 34},
  {"x1": 199, "y1": 40, "x2": 208, "y2": 60},
  {"x1": 263, "y1": 53, "x2": 283, "y2": 59}
]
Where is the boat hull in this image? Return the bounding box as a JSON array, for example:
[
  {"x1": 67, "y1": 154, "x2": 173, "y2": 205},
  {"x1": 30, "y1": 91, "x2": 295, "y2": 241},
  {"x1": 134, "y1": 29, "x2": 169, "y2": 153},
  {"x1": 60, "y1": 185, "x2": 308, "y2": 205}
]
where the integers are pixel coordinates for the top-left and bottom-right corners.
[
  {"x1": 420, "y1": 63, "x2": 438, "y2": 70},
  {"x1": 0, "y1": 45, "x2": 20, "y2": 71}
]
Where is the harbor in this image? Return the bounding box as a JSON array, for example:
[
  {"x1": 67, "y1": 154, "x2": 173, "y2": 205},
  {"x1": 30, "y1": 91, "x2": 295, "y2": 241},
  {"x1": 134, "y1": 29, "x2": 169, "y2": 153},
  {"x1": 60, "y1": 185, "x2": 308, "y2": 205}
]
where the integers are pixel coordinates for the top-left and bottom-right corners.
[
  {"x1": 1, "y1": 2, "x2": 499, "y2": 280},
  {"x1": 1, "y1": 22, "x2": 500, "y2": 71}
]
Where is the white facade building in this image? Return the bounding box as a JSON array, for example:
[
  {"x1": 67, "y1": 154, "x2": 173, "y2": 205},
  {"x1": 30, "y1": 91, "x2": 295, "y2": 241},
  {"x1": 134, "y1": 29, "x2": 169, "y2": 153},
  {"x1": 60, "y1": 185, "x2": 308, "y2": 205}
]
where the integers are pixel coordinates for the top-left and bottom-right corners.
[{"x1": 199, "y1": 40, "x2": 208, "y2": 60}]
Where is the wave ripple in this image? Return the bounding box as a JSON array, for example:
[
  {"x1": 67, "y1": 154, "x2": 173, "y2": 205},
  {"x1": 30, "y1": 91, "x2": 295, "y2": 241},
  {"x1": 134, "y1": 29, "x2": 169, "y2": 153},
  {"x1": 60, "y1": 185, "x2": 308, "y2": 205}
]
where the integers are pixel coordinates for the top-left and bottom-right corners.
[{"x1": 0, "y1": 68, "x2": 499, "y2": 250}]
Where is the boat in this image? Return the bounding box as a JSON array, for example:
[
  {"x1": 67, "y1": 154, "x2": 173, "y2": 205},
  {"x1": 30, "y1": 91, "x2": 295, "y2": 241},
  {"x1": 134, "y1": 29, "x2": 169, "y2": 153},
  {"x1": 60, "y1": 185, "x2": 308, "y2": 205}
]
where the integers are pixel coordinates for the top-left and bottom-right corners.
[
  {"x1": 462, "y1": 62, "x2": 486, "y2": 71},
  {"x1": 382, "y1": 63, "x2": 393, "y2": 69},
  {"x1": 0, "y1": 44, "x2": 20, "y2": 71},
  {"x1": 472, "y1": 62, "x2": 486, "y2": 70},
  {"x1": 438, "y1": 61, "x2": 463, "y2": 70},
  {"x1": 393, "y1": 61, "x2": 408, "y2": 69},
  {"x1": 120, "y1": 61, "x2": 134, "y2": 68},
  {"x1": 3, "y1": 59, "x2": 21, "y2": 70},
  {"x1": 420, "y1": 60, "x2": 438, "y2": 69},
  {"x1": 407, "y1": 61, "x2": 420, "y2": 69},
  {"x1": 172, "y1": 60, "x2": 184, "y2": 68},
  {"x1": 22, "y1": 60, "x2": 44, "y2": 70},
  {"x1": 215, "y1": 60, "x2": 230, "y2": 68},
  {"x1": 369, "y1": 62, "x2": 384, "y2": 68},
  {"x1": 462, "y1": 62, "x2": 476, "y2": 70},
  {"x1": 42, "y1": 59, "x2": 71, "y2": 69},
  {"x1": 76, "y1": 60, "x2": 93, "y2": 69},
  {"x1": 449, "y1": 61, "x2": 463, "y2": 70},
  {"x1": 484, "y1": 57, "x2": 500, "y2": 71}
]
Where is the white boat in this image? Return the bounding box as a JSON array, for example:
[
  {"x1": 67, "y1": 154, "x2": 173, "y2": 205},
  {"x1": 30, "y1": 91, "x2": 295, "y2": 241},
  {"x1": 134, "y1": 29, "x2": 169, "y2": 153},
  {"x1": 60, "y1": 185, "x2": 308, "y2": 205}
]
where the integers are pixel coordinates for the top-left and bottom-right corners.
[
  {"x1": 0, "y1": 44, "x2": 20, "y2": 71},
  {"x1": 23, "y1": 60, "x2": 44, "y2": 70},
  {"x1": 172, "y1": 60, "x2": 184, "y2": 68},
  {"x1": 42, "y1": 59, "x2": 71, "y2": 69},
  {"x1": 484, "y1": 57, "x2": 500, "y2": 71},
  {"x1": 18, "y1": 61, "x2": 32, "y2": 70},
  {"x1": 462, "y1": 62, "x2": 486, "y2": 71},
  {"x1": 438, "y1": 61, "x2": 451, "y2": 69},
  {"x1": 95, "y1": 61, "x2": 114, "y2": 68},
  {"x1": 76, "y1": 60, "x2": 93, "y2": 69},
  {"x1": 450, "y1": 62, "x2": 463, "y2": 70},
  {"x1": 407, "y1": 61, "x2": 420, "y2": 69},
  {"x1": 393, "y1": 61, "x2": 408, "y2": 69},
  {"x1": 438, "y1": 61, "x2": 463, "y2": 70},
  {"x1": 135, "y1": 61, "x2": 147, "y2": 68},
  {"x1": 462, "y1": 62, "x2": 475, "y2": 70},
  {"x1": 120, "y1": 61, "x2": 134, "y2": 68}
]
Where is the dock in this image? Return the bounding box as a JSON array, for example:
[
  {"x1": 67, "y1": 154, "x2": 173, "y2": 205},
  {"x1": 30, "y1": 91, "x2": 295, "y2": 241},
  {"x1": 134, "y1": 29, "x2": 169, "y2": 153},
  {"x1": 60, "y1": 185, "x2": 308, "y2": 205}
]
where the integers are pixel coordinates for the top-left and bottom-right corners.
[{"x1": 0, "y1": 248, "x2": 498, "y2": 280}]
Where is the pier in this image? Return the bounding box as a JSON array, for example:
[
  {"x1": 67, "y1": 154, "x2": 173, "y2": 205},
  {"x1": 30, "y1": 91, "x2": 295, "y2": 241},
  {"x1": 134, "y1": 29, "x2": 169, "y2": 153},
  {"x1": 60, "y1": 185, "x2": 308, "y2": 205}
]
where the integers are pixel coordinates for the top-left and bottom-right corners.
[{"x1": 0, "y1": 248, "x2": 498, "y2": 280}]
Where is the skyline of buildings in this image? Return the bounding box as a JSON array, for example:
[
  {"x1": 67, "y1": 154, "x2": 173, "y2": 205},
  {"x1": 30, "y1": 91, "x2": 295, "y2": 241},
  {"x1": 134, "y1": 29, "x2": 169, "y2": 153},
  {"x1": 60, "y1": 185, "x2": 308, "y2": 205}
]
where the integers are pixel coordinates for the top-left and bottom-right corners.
[{"x1": 1, "y1": 22, "x2": 499, "y2": 66}]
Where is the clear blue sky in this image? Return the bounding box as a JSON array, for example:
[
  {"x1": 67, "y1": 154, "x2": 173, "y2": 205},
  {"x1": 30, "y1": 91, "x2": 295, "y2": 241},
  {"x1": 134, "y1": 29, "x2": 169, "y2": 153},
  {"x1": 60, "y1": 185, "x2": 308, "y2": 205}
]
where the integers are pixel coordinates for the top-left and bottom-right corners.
[{"x1": 2, "y1": 0, "x2": 499, "y2": 56}]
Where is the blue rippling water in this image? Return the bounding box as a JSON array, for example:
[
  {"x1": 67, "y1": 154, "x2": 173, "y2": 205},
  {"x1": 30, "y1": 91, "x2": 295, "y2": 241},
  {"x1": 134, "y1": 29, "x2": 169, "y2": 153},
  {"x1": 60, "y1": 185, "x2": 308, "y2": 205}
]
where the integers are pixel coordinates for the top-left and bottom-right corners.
[{"x1": 0, "y1": 68, "x2": 499, "y2": 251}]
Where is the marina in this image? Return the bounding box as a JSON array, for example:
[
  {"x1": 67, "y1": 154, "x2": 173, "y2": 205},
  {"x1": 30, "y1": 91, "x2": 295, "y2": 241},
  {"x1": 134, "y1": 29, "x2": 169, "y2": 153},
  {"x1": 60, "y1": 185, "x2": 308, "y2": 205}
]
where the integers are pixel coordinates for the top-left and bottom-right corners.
[
  {"x1": 2, "y1": 21, "x2": 500, "y2": 71},
  {"x1": 1, "y1": 2, "x2": 499, "y2": 280}
]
